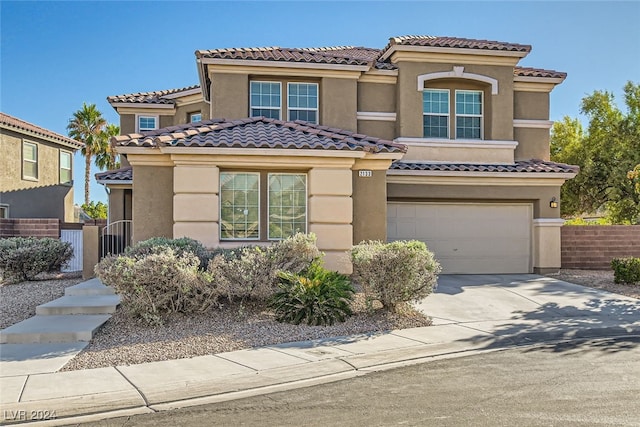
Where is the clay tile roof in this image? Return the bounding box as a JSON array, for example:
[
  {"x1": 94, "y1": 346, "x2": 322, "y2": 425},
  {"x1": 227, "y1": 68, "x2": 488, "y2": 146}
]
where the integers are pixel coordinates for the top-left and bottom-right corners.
[
  {"x1": 381, "y1": 35, "x2": 532, "y2": 57},
  {"x1": 0, "y1": 112, "x2": 83, "y2": 149},
  {"x1": 95, "y1": 166, "x2": 132, "y2": 182},
  {"x1": 195, "y1": 46, "x2": 372, "y2": 67},
  {"x1": 390, "y1": 159, "x2": 579, "y2": 174},
  {"x1": 106, "y1": 84, "x2": 201, "y2": 105},
  {"x1": 514, "y1": 67, "x2": 567, "y2": 79},
  {"x1": 113, "y1": 117, "x2": 406, "y2": 154}
]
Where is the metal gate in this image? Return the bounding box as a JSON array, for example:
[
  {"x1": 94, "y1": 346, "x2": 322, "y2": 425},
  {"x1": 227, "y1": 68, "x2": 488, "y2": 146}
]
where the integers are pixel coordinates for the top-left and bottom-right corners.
[
  {"x1": 61, "y1": 228, "x2": 83, "y2": 272},
  {"x1": 101, "y1": 220, "x2": 133, "y2": 258}
]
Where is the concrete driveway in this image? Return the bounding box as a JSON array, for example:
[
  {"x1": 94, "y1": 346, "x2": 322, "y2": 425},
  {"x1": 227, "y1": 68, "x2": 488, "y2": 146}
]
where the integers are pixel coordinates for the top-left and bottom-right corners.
[{"x1": 416, "y1": 274, "x2": 640, "y2": 348}]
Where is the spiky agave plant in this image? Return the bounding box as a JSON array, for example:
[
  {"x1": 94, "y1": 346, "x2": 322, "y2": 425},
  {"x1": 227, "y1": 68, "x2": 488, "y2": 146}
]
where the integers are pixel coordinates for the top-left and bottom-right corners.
[{"x1": 269, "y1": 262, "x2": 354, "y2": 326}]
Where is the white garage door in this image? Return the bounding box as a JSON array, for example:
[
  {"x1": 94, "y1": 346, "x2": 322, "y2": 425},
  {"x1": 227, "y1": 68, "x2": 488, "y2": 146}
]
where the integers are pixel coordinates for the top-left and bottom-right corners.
[{"x1": 387, "y1": 202, "x2": 532, "y2": 274}]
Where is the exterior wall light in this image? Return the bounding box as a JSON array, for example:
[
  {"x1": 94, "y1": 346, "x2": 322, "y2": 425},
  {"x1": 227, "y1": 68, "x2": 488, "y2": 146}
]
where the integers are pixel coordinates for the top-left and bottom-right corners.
[{"x1": 550, "y1": 197, "x2": 559, "y2": 208}]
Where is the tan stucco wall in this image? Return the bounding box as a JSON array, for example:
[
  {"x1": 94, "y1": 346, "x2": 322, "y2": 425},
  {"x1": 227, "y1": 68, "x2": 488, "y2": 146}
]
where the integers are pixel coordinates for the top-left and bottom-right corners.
[
  {"x1": 387, "y1": 181, "x2": 561, "y2": 219},
  {"x1": 358, "y1": 82, "x2": 396, "y2": 112},
  {"x1": 514, "y1": 127, "x2": 550, "y2": 161},
  {"x1": 120, "y1": 114, "x2": 135, "y2": 135},
  {"x1": 132, "y1": 165, "x2": 173, "y2": 242},
  {"x1": 321, "y1": 78, "x2": 357, "y2": 132},
  {"x1": 356, "y1": 120, "x2": 396, "y2": 141},
  {"x1": 533, "y1": 221, "x2": 562, "y2": 273},
  {"x1": 108, "y1": 188, "x2": 133, "y2": 222},
  {"x1": 352, "y1": 169, "x2": 387, "y2": 244},
  {"x1": 395, "y1": 62, "x2": 514, "y2": 141},
  {"x1": 82, "y1": 225, "x2": 99, "y2": 279},
  {"x1": 210, "y1": 73, "x2": 249, "y2": 119},
  {"x1": 402, "y1": 143, "x2": 515, "y2": 163},
  {"x1": 514, "y1": 92, "x2": 550, "y2": 120},
  {"x1": 175, "y1": 101, "x2": 210, "y2": 124}
]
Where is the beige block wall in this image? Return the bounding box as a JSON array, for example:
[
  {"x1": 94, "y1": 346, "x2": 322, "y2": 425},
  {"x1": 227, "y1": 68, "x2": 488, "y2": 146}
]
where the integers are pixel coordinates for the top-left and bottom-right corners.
[
  {"x1": 514, "y1": 127, "x2": 551, "y2": 161},
  {"x1": 321, "y1": 78, "x2": 357, "y2": 132},
  {"x1": 132, "y1": 165, "x2": 173, "y2": 242},
  {"x1": 211, "y1": 73, "x2": 249, "y2": 119},
  {"x1": 533, "y1": 220, "x2": 562, "y2": 273}
]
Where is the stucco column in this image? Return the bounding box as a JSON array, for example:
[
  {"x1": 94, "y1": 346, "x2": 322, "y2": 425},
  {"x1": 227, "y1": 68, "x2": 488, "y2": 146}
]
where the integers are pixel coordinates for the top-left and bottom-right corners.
[
  {"x1": 173, "y1": 164, "x2": 220, "y2": 248},
  {"x1": 532, "y1": 218, "x2": 564, "y2": 274},
  {"x1": 308, "y1": 167, "x2": 353, "y2": 274}
]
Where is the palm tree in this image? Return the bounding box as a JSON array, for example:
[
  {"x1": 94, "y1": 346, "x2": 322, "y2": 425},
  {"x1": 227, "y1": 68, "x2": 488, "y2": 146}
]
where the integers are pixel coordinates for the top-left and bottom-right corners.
[
  {"x1": 95, "y1": 123, "x2": 121, "y2": 171},
  {"x1": 67, "y1": 103, "x2": 107, "y2": 205}
]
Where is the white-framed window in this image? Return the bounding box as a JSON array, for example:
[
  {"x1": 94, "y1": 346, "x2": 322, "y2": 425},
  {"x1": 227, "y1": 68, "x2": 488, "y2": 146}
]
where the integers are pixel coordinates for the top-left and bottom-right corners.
[
  {"x1": 219, "y1": 171, "x2": 308, "y2": 241},
  {"x1": 0, "y1": 204, "x2": 8, "y2": 219},
  {"x1": 287, "y1": 83, "x2": 318, "y2": 124},
  {"x1": 136, "y1": 115, "x2": 158, "y2": 132},
  {"x1": 250, "y1": 81, "x2": 281, "y2": 119},
  {"x1": 60, "y1": 150, "x2": 72, "y2": 184},
  {"x1": 422, "y1": 89, "x2": 449, "y2": 138},
  {"x1": 22, "y1": 141, "x2": 38, "y2": 180},
  {"x1": 190, "y1": 112, "x2": 202, "y2": 123},
  {"x1": 455, "y1": 90, "x2": 483, "y2": 139}
]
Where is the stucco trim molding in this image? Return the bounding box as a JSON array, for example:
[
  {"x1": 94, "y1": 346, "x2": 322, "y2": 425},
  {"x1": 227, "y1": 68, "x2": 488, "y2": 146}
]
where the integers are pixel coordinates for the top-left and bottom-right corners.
[
  {"x1": 394, "y1": 137, "x2": 518, "y2": 150},
  {"x1": 162, "y1": 88, "x2": 202, "y2": 99},
  {"x1": 533, "y1": 218, "x2": 565, "y2": 227},
  {"x1": 513, "y1": 119, "x2": 554, "y2": 129},
  {"x1": 200, "y1": 58, "x2": 370, "y2": 72},
  {"x1": 417, "y1": 66, "x2": 499, "y2": 95},
  {"x1": 356, "y1": 112, "x2": 397, "y2": 121}
]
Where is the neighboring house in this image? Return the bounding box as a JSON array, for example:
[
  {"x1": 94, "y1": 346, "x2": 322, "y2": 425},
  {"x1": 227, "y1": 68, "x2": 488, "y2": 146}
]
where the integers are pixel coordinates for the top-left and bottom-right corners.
[
  {"x1": 0, "y1": 112, "x2": 83, "y2": 222},
  {"x1": 99, "y1": 35, "x2": 578, "y2": 274}
]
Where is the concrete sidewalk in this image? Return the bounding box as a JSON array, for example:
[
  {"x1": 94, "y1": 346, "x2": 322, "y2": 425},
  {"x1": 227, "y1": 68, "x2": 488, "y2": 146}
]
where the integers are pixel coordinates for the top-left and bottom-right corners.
[{"x1": 1, "y1": 274, "x2": 639, "y2": 426}]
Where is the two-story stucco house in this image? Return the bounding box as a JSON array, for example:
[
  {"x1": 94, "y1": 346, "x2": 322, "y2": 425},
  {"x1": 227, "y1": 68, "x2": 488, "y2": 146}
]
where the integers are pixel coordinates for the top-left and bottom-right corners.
[
  {"x1": 98, "y1": 35, "x2": 578, "y2": 274},
  {"x1": 0, "y1": 112, "x2": 83, "y2": 222}
]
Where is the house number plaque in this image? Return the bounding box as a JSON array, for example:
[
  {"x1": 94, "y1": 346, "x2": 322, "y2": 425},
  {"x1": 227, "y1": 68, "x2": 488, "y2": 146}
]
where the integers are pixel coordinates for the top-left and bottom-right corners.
[{"x1": 358, "y1": 170, "x2": 373, "y2": 178}]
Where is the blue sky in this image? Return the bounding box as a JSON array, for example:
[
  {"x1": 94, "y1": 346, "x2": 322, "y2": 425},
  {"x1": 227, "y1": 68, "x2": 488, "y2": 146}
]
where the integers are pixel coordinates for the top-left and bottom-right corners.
[{"x1": 2, "y1": 1, "x2": 639, "y2": 205}]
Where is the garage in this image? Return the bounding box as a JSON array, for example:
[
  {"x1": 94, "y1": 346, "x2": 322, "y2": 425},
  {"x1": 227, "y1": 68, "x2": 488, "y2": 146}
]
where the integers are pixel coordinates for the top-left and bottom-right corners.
[{"x1": 387, "y1": 202, "x2": 532, "y2": 274}]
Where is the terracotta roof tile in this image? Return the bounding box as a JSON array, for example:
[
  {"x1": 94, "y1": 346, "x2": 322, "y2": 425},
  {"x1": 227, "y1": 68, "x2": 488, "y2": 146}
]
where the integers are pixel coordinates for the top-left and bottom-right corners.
[
  {"x1": 196, "y1": 46, "x2": 372, "y2": 67},
  {"x1": 514, "y1": 67, "x2": 567, "y2": 79},
  {"x1": 113, "y1": 117, "x2": 406, "y2": 154},
  {"x1": 95, "y1": 166, "x2": 132, "y2": 182},
  {"x1": 0, "y1": 112, "x2": 83, "y2": 148},
  {"x1": 391, "y1": 160, "x2": 579, "y2": 174},
  {"x1": 107, "y1": 84, "x2": 200, "y2": 105},
  {"x1": 382, "y1": 35, "x2": 532, "y2": 55}
]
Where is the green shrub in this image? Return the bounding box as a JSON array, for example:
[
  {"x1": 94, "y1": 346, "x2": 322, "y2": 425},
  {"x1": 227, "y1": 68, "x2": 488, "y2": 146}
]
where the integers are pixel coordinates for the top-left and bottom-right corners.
[
  {"x1": 125, "y1": 237, "x2": 211, "y2": 270},
  {"x1": 350, "y1": 240, "x2": 441, "y2": 312},
  {"x1": 611, "y1": 257, "x2": 640, "y2": 284},
  {"x1": 208, "y1": 233, "x2": 322, "y2": 301},
  {"x1": 0, "y1": 237, "x2": 73, "y2": 282},
  {"x1": 95, "y1": 247, "x2": 218, "y2": 324},
  {"x1": 269, "y1": 262, "x2": 354, "y2": 326}
]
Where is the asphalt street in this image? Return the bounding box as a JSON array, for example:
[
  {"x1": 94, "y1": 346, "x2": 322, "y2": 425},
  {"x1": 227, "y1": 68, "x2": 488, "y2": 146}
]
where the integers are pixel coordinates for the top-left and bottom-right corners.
[{"x1": 74, "y1": 336, "x2": 640, "y2": 427}]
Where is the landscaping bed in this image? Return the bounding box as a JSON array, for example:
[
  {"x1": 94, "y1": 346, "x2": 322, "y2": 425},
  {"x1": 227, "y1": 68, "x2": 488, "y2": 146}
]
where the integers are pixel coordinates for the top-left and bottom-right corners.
[{"x1": 546, "y1": 269, "x2": 640, "y2": 299}]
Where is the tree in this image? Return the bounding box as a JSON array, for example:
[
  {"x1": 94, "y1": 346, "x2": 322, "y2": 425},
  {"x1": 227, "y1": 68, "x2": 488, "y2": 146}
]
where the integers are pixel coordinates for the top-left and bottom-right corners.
[
  {"x1": 95, "y1": 123, "x2": 121, "y2": 170},
  {"x1": 67, "y1": 103, "x2": 107, "y2": 205},
  {"x1": 629, "y1": 164, "x2": 640, "y2": 196},
  {"x1": 81, "y1": 201, "x2": 108, "y2": 219},
  {"x1": 551, "y1": 82, "x2": 640, "y2": 223}
]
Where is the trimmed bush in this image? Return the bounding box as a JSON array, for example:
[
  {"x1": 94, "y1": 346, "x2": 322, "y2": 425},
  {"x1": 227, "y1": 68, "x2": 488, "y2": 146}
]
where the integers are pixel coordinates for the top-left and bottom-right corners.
[
  {"x1": 350, "y1": 240, "x2": 441, "y2": 312},
  {"x1": 270, "y1": 262, "x2": 354, "y2": 326},
  {"x1": 208, "y1": 233, "x2": 322, "y2": 301},
  {"x1": 611, "y1": 257, "x2": 640, "y2": 284},
  {"x1": 0, "y1": 237, "x2": 73, "y2": 282},
  {"x1": 95, "y1": 247, "x2": 218, "y2": 324},
  {"x1": 125, "y1": 237, "x2": 212, "y2": 270}
]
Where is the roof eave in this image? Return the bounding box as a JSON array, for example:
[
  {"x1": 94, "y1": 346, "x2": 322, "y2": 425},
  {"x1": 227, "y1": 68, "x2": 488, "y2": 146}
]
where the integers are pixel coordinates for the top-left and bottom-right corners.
[
  {"x1": 199, "y1": 57, "x2": 370, "y2": 72},
  {"x1": 0, "y1": 123, "x2": 83, "y2": 150},
  {"x1": 513, "y1": 75, "x2": 566, "y2": 85},
  {"x1": 379, "y1": 44, "x2": 530, "y2": 62},
  {"x1": 108, "y1": 102, "x2": 176, "y2": 109}
]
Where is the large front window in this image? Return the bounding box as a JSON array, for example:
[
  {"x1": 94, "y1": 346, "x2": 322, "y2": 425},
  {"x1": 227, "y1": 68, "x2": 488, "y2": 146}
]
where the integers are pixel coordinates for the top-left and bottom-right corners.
[
  {"x1": 250, "y1": 81, "x2": 281, "y2": 119},
  {"x1": 423, "y1": 89, "x2": 449, "y2": 138},
  {"x1": 288, "y1": 83, "x2": 318, "y2": 124},
  {"x1": 455, "y1": 90, "x2": 483, "y2": 139},
  {"x1": 220, "y1": 172, "x2": 307, "y2": 241}
]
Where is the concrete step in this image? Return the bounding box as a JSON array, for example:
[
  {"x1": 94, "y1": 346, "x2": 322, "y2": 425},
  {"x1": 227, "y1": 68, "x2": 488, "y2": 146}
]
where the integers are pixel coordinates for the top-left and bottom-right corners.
[
  {"x1": 65, "y1": 278, "x2": 115, "y2": 296},
  {"x1": 36, "y1": 295, "x2": 120, "y2": 315},
  {"x1": 0, "y1": 315, "x2": 111, "y2": 344}
]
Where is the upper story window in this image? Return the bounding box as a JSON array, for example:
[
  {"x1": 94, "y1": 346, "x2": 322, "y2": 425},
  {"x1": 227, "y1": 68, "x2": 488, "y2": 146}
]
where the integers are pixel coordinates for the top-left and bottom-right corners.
[
  {"x1": 287, "y1": 83, "x2": 318, "y2": 124},
  {"x1": 136, "y1": 115, "x2": 158, "y2": 132},
  {"x1": 60, "y1": 150, "x2": 72, "y2": 184},
  {"x1": 250, "y1": 81, "x2": 281, "y2": 119},
  {"x1": 455, "y1": 90, "x2": 483, "y2": 139},
  {"x1": 423, "y1": 89, "x2": 449, "y2": 138},
  {"x1": 422, "y1": 88, "x2": 484, "y2": 140},
  {"x1": 190, "y1": 112, "x2": 202, "y2": 123},
  {"x1": 22, "y1": 141, "x2": 38, "y2": 180},
  {"x1": 219, "y1": 171, "x2": 307, "y2": 241}
]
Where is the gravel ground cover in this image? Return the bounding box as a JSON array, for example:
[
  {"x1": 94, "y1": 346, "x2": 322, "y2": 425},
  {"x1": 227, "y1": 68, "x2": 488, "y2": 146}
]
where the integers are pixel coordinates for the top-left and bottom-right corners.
[
  {"x1": 0, "y1": 273, "x2": 83, "y2": 329},
  {"x1": 61, "y1": 294, "x2": 430, "y2": 371},
  {"x1": 546, "y1": 269, "x2": 640, "y2": 299}
]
